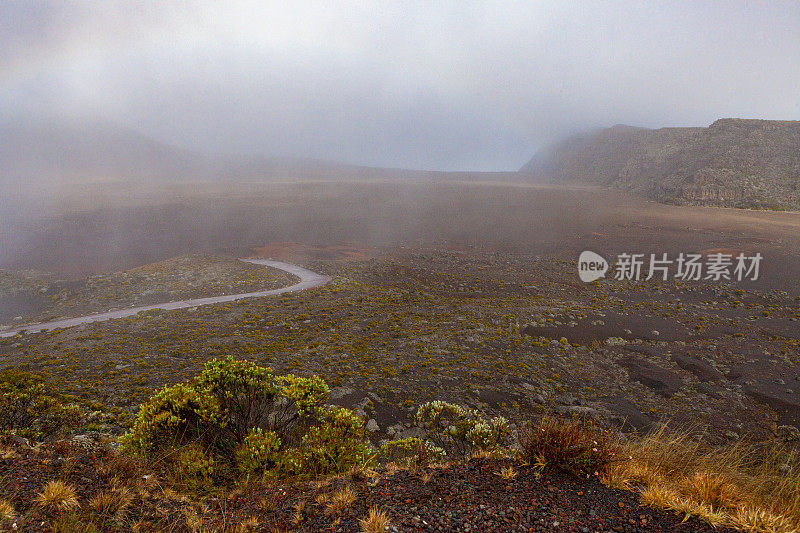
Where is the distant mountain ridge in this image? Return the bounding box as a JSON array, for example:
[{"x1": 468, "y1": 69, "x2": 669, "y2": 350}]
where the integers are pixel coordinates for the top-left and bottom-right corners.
[
  {"x1": 0, "y1": 118, "x2": 518, "y2": 187},
  {"x1": 521, "y1": 119, "x2": 800, "y2": 210}
]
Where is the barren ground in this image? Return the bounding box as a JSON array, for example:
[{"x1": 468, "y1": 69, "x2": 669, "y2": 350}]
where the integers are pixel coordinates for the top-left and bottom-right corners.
[{"x1": 1, "y1": 181, "x2": 798, "y2": 442}]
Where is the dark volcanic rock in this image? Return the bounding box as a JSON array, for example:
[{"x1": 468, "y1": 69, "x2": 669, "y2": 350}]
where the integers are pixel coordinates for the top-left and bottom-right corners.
[
  {"x1": 619, "y1": 355, "x2": 684, "y2": 396},
  {"x1": 287, "y1": 458, "x2": 734, "y2": 533},
  {"x1": 606, "y1": 396, "x2": 654, "y2": 432},
  {"x1": 674, "y1": 355, "x2": 724, "y2": 382}
]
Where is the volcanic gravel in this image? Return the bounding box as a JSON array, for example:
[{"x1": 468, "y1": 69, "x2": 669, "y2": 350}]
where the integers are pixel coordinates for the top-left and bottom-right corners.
[{"x1": 227, "y1": 458, "x2": 734, "y2": 532}]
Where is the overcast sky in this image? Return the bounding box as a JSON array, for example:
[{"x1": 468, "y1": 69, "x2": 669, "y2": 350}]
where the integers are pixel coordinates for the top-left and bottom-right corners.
[{"x1": 1, "y1": 1, "x2": 799, "y2": 171}]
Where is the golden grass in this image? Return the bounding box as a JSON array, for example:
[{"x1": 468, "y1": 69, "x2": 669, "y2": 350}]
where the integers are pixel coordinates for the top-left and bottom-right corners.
[
  {"x1": 0, "y1": 499, "x2": 16, "y2": 522},
  {"x1": 384, "y1": 462, "x2": 400, "y2": 476},
  {"x1": 366, "y1": 470, "x2": 381, "y2": 487},
  {"x1": 729, "y1": 506, "x2": 799, "y2": 533},
  {"x1": 291, "y1": 498, "x2": 306, "y2": 525},
  {"x1": 359, "y1": 506, "x2": 391, "y2": 533},
  {"x1": 0, "y1": 447, "x2": 20, "y2": 460},
  {"x1": 602, "y1": 425, "x2": 800, "y2": 532},
  {"x1": 89, "y1": 486, "x2": 134, "y2": 521},
  {"x1": 36, "y1": 480, "x2": 80, "y2": 513},
  {"x1": 346, "y1": 465, "x2": 377, "y2": 482},
  {"x1": 680, "y1": 471, "x2": 743, "y2": 511},
  {"x1": 600, "y1": 465, "x2": 633, "y2": 490},
  {"x1": 234, "y1": 516, "x2": 261, "y2": 532},
  {"x1": 531, "y1": 451, "x2": 547, "y2": 477},
  {"x1": 640, "y1": 485, "x2": 728, "y2": 527},
  {"x1": 325, "y1": 485, "x2": 357, "y2": 515},
  {"x1": 496, "y1": 465, "x2": 518, "y2": 480},
  {"x1": 315, "y1": 491, "x2": 331, "y2": 505}
]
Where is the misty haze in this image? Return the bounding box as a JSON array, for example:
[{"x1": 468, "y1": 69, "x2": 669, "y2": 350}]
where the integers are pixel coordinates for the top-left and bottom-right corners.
[{"x1": 1, "y1": 2, "x2": 800, "y2": 532}]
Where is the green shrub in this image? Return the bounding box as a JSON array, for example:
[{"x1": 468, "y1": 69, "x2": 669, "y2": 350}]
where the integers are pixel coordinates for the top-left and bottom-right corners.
[
  {"x1": 192, "y1": 356, "x2": 280, "y2": 457},
  {"x1": 0, "y1": 368, "x2": 83, "y2": 440},
  {"x1": 121, "y1": 356, "x2": 369, "y2": 483},
  {"x1": 276, "y1": 374, "x2": 329, "y2": 417},
  {"x1": 118, "y1": 382, "x2": 220, "y2": 455},
  {"x1": 415, "y1": 401, "x2": 512, "y2": 457},
  {"x1": 379, "y1": 437, "x2": 446, "y2": 468},
  {"x1": 284, "y1": 406, "x2": 372, "y2": 477},
  {"x1": 235, "y1": 428, "x2": 281, "y2": 477},
  {"x1": 120, "y1": 356, "x2": 324, "y2": 459},
  {"x1": 173, "y1": 444, "x2": 214, "y2": 491}
]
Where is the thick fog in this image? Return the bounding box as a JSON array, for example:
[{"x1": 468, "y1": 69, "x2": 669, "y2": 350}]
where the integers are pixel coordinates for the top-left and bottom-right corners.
[{"x1": 2, "y1": 1, "x2": 799, "y2": 171}]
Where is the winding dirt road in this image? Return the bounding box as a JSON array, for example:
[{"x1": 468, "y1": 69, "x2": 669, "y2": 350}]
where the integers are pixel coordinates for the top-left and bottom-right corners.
[{"x1": 0, "y1": 259, "x2": 331, "y2": 338}]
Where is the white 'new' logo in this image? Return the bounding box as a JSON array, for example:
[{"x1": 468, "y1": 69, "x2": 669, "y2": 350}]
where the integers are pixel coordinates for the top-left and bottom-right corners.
[{"x1": 578, "y1": 251, "x2": 608, "y2": 282}]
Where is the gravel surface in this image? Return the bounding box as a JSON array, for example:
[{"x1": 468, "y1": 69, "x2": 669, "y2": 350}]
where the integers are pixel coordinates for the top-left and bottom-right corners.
[
  {"x1": 228, "y1": 458, "x2": 734, "y2": 532},
  {"x1": 0, "y1": 440, "x2": 735, "y2": 532}
]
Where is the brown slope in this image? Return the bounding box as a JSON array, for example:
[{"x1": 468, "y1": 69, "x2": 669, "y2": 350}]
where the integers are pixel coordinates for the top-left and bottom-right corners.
[{"x1": 522, "y1": 119, "x2": 800, "y2": 210}]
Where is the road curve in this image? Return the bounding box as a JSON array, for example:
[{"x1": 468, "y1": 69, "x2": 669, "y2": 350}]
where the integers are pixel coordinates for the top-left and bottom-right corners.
[{"x1": 0, "y1": 259, "x2": 331, "y2": 338}]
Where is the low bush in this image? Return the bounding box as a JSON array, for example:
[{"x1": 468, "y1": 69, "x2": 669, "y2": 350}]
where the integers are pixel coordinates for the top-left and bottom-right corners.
[
  {"x1": 282, "y1": 406, "x2": 372, "y2": 477},
  {"x1": 0, "y1": 368, "x2": 83, "y2": 440},
  {"x1": 120, "y1": 356, "x2": 371, "y2": 483},
  {"x1": 518, "y1": 417, "x2": 616, "y2": 476},
  {"x1": 235, "y1": 428, "x2": 281, "y2": 477},
  {"x1": 415, "y1": 401, "x2": 513, "y2": 457},
  {"x1": 378, "y1": 437, "x2": 446, "y2": 468},
  {"x1": 173, "y1": 444, "x2": 215, "y2": 491}
]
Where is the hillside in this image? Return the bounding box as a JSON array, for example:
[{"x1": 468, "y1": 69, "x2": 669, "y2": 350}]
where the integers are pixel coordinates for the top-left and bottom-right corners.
[
  {"x1": 0, "y1": 118, "x2": 518, "y2": 189},
  {"x1": 521, "y1": 119, "x2": 800, "y2": 210}
]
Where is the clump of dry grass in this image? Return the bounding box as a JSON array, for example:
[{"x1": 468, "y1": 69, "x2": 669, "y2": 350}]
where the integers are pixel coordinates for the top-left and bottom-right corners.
[
  {"x1": 729, "y1": 506, "x2": 799, "y2": 533},
  {"x1": 359, "y1": 506, "x2": 391, "y2": 533},
  {"x1": 36, "y1": 480, "x2": 80, "y2": 513},
  {"x1": 366, "y1": 469, "x2": 382, "y2": 487},
  {"x1": 291, "y1": 498, "x2": 306, "y2": 525},
  {"x1": 385, "y1": 462, "x2": 400, "y2": 476},
  {"x1": 315, "y1": 491, "x2": 331, "y2": 506},
  {"x1": 325, "y1": 485, "x2": 357, "y2": 515},
  {"x1": 234, "y1": 516, "x2": 261, "y2": 532},
  {"x1": 0, "y1": 499, "x2": 16, "y2": 522},
  {"x1": 640, "y1": 484, "x2": 728, "y2": 527},
  {"x1": 496, "y1": 465, "x2": 517, "y2": 480},
  {"x1": 530, "y1": 450, "x2": 548, "y2": 478},
  {"x1": 0, "y1": 447, "x2": 20, "y2": 460},
  {"x1": 602, "y1": 425, "x2": 800, "y2": 532},
  {"x1": 681, "y1": 471, "x2": 742, "y2": 511},
  {"x1": 89, "y1": 486, "x2": 134, "y2": 521},
  {"x1": 346, "y1": 465, "x2": 377, "y2": 482}
]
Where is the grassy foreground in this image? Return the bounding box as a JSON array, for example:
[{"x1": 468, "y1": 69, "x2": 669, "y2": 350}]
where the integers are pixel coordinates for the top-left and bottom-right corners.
[{"x1": 0, "y1": 357, "x2": 798, "y2": 532}]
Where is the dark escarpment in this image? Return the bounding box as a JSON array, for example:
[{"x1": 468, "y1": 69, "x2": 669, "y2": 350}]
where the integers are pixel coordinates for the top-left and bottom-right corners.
[{"x1": 522, "y1": 118, "x2": 800, "y2": 210}]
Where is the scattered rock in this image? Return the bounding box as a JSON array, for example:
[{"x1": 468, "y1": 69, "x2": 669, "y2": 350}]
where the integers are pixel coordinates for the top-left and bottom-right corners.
[
  {"x1": 619, "y1": 356, "x2": 684, "y2": 397},
  {"x1": 675, "y1": 355, "x2": 724, "y2": 382}
]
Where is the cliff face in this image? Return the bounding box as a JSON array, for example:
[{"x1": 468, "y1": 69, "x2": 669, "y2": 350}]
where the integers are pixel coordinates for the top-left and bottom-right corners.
[{"x1": 522, "y1": 119, "x2": 800, "y2": 210}]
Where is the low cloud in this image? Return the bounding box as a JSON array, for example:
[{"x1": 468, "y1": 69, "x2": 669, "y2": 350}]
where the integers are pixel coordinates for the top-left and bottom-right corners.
[{"x1": 1, "y1": 1, "x2": 799, "y2": 170}]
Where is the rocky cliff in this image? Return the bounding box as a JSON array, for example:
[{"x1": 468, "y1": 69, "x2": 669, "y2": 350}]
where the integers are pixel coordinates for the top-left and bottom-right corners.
[{"x1": 521, "y1": 119, "x2": 800, "y2": 210}]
